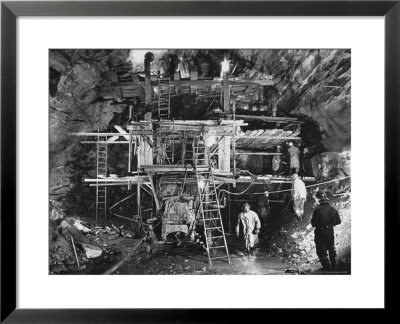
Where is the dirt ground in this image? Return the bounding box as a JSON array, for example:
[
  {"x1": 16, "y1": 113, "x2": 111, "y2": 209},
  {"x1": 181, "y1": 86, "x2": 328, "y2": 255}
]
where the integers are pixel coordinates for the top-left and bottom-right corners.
[
  {"x1": 50, "y1": 179, "x2": 350, "y2": 275},
  {"x1": 117, "y1": 236, "x2": 324, "y2": 275}
]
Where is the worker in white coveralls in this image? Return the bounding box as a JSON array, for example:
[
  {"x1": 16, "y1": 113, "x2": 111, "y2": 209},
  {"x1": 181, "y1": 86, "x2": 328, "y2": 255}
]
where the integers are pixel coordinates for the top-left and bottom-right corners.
[
  {"x1": 236, "y1": 203, "x2": 261, "y2": 256},
  {"x1": 287, "y1": 141, "x2": 300, "y2": 174},
  {"x1": 292, "y1": 173, "x2": 307, "y2": 220}
]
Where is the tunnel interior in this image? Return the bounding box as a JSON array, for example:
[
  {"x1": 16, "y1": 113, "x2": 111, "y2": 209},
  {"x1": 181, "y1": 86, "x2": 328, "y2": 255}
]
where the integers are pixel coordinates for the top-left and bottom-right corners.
[{"x1": 49, "y1": 49, "x2": 351, "y2": 275}]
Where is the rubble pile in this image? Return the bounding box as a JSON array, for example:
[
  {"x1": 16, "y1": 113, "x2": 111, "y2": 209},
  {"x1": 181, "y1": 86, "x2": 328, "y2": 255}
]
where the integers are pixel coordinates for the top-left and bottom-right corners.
[{"x1": 49, "y1": 200, "x2": 145, "y2": 274}]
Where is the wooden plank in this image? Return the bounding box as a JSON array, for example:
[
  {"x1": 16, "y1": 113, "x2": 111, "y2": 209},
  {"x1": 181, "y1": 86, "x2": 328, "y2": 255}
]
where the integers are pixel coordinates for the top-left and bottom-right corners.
[
  {"x1": 218, "y1": 136, "x2": 230, "y2": 173},
  {"x1": 235, "y1": 129, "x2": 251, "y2": 147},
  {"x1": 85, "y1": 176, "x2": 149, "y2": 182},
  {"x1": 157, "y1": 120, "x2": 245, "y2": 126},
  {"x1": 142, "y1": 165, "x2": 209, "y2": 172},
  {"x1": 70, "y1": 131, "x2": 152, "y2": 136},
  {"x1": 89, "y1": 183, "x2": 150, "y2": 187},
  {"x1": 245, "y1": 129, "x2": 267, "y2": 148},
  {"x1": 235, "y1": 175, "x2": 315, "y2": 184},
  {"x1": 237, "y1": 129, "x2": 261, "y2": 147},
  {"x1": 234, "y1": 115, "x2": 302, "y2": 123},
  {"x1": 236, "y1": 135, "x2": 301, "y2": 140},
  {"x1": 81, "y1": 141, "x2": 130, "y2": 144},
  {"x1": 252, "y1": 129, "x2": 275, "y2": 149},
  {"x1": 268, "y1": 129, "x2": 291, "y2": 147},
  {"x1": 114, "y1": 125, "x2": 130, "y2": 141},
  {"x1": 263, "y1": 129, "x2": 285, "y2": 148},
  {"x1": 233, "y1": 152, "x2": 282, "y2": 155}
]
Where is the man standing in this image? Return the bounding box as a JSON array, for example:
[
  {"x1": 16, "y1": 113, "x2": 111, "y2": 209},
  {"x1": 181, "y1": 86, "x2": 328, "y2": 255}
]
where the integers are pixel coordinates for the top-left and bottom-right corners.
[
  {"x1": 287, "y1": 141, "x2": 300, "y2": 174},
  {"x1": 257, "y1": 191, "x2": 270, "y2": 229},
  {"x1": 236, "y1": 203, "x2": 261, "y2": 256},
  {"x1": 272, "y1": 146, "x2": 282, "y2": 175},
  {"x1": 292, "y1": 173, "x2": 307, "y2": 219},
  {"x1": 311, "y1": 190, "x2": 341, "y2": 272}
]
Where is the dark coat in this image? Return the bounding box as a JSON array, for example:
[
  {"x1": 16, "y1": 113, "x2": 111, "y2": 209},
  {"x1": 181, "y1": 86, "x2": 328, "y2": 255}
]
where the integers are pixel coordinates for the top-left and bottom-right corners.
[{"x1": 311, "y1": 200, "x2": 341, "y2": 235}]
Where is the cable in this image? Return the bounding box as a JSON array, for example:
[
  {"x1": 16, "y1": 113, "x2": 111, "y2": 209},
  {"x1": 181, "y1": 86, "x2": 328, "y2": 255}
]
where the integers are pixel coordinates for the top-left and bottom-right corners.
[
  {"x1": 219, "y1": 177, "x2": 257, "y2": 196},
  {"x1": 108, "y1": 192, "x2": 137, "y2": 215},
  {"x1": 222, "y1": 175, "x2": 351, "y2": 196}
]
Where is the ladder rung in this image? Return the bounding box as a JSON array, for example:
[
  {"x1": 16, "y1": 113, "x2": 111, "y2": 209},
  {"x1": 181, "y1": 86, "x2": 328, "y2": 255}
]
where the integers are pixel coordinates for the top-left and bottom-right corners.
[
  {"x1": 202, "y1": 210, "x2": 219, "y2": 213},
  {"x1": 205, "y1": 226, "x2": 222, "y2": 230},
  {"x1": 212, "y1": 236, "x2": 225, "y2": 239},
  {"x1": 201, "y1": 217, "x2": 220, "y2": 221},
  {"x1": 208, "y1": 246, "x2": 226, "y2": 249}
]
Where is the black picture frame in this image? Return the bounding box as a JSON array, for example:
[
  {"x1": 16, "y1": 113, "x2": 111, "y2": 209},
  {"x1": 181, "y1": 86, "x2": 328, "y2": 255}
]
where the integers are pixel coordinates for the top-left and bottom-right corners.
[{"x1": 1, "y1": 0, "x2": 399, "y2": 322}]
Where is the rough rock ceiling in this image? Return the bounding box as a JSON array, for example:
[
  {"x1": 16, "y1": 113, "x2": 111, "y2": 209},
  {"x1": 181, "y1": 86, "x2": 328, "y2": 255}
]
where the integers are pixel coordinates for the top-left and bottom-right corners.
[{"x1": 49, "y1": 49, "x2": 350, "y2": 196}]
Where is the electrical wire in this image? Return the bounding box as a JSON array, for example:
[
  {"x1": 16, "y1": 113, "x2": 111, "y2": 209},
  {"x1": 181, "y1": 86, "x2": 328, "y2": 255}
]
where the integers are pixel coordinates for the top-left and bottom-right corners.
[
  {"x1": 222, "y1": 175, "x2": 351, "y2": 196},
  {"x1": 219, "y1": 176, "x2": 257, "y2": 196}
]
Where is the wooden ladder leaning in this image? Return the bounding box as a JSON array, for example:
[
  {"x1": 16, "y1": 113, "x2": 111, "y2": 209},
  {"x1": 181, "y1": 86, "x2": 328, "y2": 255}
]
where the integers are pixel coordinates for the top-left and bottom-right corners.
[
  {"x1": 157, "y1": 78, "x2": 170, "y2": 119},
  {"x1": 96, "y1": 131, "x2": 108, "y2": 219},
  {"x1": 194, "y1": 151, "x2": 230, "y2": 265}
]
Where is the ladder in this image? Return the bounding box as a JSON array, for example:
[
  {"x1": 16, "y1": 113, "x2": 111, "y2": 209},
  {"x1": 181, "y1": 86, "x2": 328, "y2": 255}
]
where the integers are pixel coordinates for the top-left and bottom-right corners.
[
  {"x1": 193, "y1": 136, "x2": 206, "y2": 166},
  {"x1": 158, "y1": 78, "x2": 170, "y2": 119},
  {"x1": 96, "y1": 133, "x2": 108, "y2": 219},
  {"x1": 195, "y1": 156, "x2": 230, "y2": 265}
]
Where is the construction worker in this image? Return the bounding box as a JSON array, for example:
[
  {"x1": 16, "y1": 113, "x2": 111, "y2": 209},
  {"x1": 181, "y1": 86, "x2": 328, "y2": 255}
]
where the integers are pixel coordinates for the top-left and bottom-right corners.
[
  {"x1": 272, "y1": 146, "x2": 282, "y2": 175},
  {"x1": 292, "y1": 173, "x2": 307, "y2": 219},
  {"x1": 236, "y1": 203, "x2": 261, "y2": 256},
  {"x1": 287, "y1": 141, "x2": 300, "y2": 174},
  {"x1": 176, "y1": 56, "x2": 190, "y2": 79},
  {"x1": 311, "y1": 190, "x2": 341, "y2": 271},
  {"x1": 257, "y1": 191, "x2": 270, "y2": 229}
]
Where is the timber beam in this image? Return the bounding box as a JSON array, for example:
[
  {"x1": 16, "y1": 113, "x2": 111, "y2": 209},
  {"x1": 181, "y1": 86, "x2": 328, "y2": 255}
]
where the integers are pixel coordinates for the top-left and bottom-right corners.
[
  {"x1": 70, "y1": 131, "x2": 153, "y2": 136},
  {"x1": 233, "y1": 115, "x2": 304, "y2": 123}
]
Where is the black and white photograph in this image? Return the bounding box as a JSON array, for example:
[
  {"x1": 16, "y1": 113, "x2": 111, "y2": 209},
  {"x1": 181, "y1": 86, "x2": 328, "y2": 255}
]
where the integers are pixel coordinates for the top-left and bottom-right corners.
[{"x1": 49, "y1": 49, "x2": 351, "y2": 276}]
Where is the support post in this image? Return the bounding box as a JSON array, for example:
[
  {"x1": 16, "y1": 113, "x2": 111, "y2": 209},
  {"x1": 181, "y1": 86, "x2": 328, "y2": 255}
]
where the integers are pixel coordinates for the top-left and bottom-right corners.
[
  {"x1": 147, "y1": 172, "x2": 160, "y2": 212},
  {"x1": 137, "y1": 182, "x2": 141, "y2": 220},
  {"x1": 128, "y1": 128, "x2": 132, "y2": 173},
  {"x1": 228, "y1": 184, "x2": 231, "y2": 232},
  {"x1": 218, "y1": 136, "x2": 230, "y2": 172},
  {"x1": 181, "y1": 131, "x2": 186, "y2": 165},
  {"x1": 232, "y1": 105, "x2": 236, "y2": 176},
  {"x1": 223, "y1": 69, "x2": 230, "y2": 112},
  {"x1": 144, "y1": 52, "x2": 154, "y2": 107}
]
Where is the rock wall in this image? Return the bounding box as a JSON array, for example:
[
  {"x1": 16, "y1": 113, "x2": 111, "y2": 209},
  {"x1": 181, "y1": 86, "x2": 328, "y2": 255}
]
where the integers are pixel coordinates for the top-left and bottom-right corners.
[
  {"x1": 49, "y1": 50, "x2": 130, "y2": 198},
  {"x1": 236, "y1": 49, "x2": 351, "y2": 151}
]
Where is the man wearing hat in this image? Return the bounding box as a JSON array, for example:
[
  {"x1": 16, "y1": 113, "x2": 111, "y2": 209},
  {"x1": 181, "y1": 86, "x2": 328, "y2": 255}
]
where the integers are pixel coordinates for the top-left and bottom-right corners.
[
  {"x1": 287, "y1": 141, "x2": 300, "y2": 175},
  {"x1": 236, "y1": 203, "x2": 261, "y2": 256},
  {"x1": 311, "y1": 190, "x2": 342, "y2": 271},
  {"x1": 272, "y1": 146, "x2": 282, "y2": 175}
]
